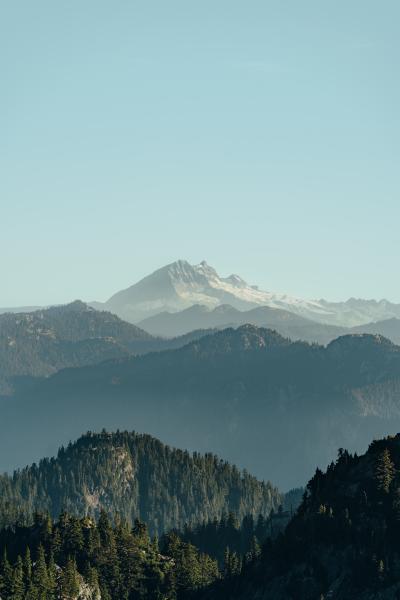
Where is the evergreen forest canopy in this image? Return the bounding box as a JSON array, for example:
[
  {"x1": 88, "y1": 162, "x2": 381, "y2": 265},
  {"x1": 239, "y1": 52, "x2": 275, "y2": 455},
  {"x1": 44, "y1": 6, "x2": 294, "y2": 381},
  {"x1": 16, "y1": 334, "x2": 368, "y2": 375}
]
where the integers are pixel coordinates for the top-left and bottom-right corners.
[
  {"x1": 3, "y1": 434, "x2": 400, "y2": 599},
  {"x1": 0, "y1": 509, "x2": 294, "y2": 600},
  {"x1": 0, "y1": 510, "x2": 221, "y2": 600},
  {"x1": 0, "y1": 431, "x2": 282, "y2": 535},
  {"x1": 197, "y1": 433, "x2": 400, "y2": 600}
]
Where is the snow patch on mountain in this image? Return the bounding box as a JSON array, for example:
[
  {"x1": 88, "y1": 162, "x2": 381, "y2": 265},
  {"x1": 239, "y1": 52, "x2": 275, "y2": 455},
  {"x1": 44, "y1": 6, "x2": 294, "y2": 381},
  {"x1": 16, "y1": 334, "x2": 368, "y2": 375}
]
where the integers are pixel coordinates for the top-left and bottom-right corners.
[
  {"x1": 92, "y1": 260, "x2": 400, "y2": 327},
  {"x1": 100, "y1": 260, "x2": 329, "y2": 323}
]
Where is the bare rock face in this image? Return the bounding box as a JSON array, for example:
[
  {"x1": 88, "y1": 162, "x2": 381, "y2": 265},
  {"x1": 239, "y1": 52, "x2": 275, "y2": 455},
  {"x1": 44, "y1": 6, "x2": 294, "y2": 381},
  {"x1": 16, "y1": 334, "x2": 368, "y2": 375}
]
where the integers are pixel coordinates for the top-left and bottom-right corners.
[
  {"x1": 75, "y1": 580, "x2": 101, "y2": 600},
  {"x1": 52, "y1": 567, "x2": 101, "y2": 600}
]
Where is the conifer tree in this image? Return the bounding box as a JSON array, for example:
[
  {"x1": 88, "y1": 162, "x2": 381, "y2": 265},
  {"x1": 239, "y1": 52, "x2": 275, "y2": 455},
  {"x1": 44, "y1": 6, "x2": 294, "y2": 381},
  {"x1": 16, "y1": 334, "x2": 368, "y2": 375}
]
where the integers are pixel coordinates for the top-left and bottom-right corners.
[
  {"x1": 23, "y1": 547, "x2": 32, "y2": 590},
  {"x1": 376, "y1": 448, "x2": 396, "y2": 494},
  {"x1": 85, "y1": 565, "x2": 100, "y2": 596},
  {"x1": 392, "y1": 487, "x2": 400, "y2": 521},
  {"x1": 47, "y1": 551, "x2": 58, "y2": 600},
  {"x1": 33, "y1": 545, "x2": 49, "y2": 600},
  {"x1": 0, "y1": 549, "x2": 13, "y2": 599},
  {"x1": 10, "y1": 556, "x2": 24, "y2": 600},
  {"x1": 246, "y1": 535, "x2": 261, "y2": 563},
  {"x1": 50, "y1": 529, "x2": 62, "y2": 562},
  {"x1": 60, "y1": 556, "x2": 80, "y2": 600},
  {"x1": 26, "y1": 581, "x2": 39, "y2": 600}
]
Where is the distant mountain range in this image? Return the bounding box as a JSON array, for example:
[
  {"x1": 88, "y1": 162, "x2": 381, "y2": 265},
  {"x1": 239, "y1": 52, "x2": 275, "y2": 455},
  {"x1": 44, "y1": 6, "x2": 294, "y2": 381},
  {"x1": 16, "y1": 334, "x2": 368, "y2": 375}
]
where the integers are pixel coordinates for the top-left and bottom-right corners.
[
  {"x1": 4, "y1": 260, "x2": 400, "y2": 330},
  {"x1": 2, "y1": 324, "x2": 400, "y2": 489},
  {"x1": 91, "y1": 259, "x2": 400, "y2": 327},
  {"x1": 138, "y1": 302, "x2": 400, "y2": 345},
  {"x1": 2, "y1": 260, "x2": 400, "y2": 491},
  {"x1": 0, "y1": 305, "x2": 41, "y2": 315},
  {"x1": 0, "y1": 300, "x2": 210, "y2": 394}
]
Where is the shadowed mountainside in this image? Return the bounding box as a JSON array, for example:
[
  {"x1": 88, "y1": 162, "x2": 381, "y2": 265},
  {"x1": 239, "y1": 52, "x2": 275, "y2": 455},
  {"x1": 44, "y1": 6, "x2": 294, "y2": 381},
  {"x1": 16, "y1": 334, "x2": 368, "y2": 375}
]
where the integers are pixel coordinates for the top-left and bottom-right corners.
[
  {"x1": 1, "y1": 326, "x2": 400, "y2": 488},
  {"x1": 197, "y1": 433, "x2": 400, "y2": 599},
  {"x1": 138, "y1": 303, "x2": 400, "y2": 346},
  {"x1": 0, "y1": 301, "x2": 212, "y2": 394}
]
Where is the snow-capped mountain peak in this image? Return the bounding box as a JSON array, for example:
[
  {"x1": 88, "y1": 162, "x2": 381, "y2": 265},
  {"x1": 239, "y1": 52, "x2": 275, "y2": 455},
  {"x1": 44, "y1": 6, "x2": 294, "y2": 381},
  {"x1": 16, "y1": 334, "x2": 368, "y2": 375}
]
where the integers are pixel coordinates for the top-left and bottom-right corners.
[
  {"x1": 102, "y1": 260, "x2": 327, "y2": 323},
  {"x1": 95, "y1": 260, "x2": 400, "y2": 327}
]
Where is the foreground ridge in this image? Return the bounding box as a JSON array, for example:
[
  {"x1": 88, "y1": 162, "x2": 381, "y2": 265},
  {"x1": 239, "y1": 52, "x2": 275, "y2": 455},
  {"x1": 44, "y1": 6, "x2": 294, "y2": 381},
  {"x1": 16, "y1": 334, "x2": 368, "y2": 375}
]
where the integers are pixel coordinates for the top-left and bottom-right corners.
[
  {"x1": 199, "y1": 433, "x2": 400, "y2": 599},
  {"x1": 0, "y1": 430, "x2": 281, "y2": 535}
]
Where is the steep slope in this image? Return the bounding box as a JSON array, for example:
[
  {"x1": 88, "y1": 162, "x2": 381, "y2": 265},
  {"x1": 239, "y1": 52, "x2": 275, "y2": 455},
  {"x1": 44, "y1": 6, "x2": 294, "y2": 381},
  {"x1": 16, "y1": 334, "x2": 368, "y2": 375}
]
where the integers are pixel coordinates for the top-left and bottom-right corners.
[
  {"x1": 198, "y1": 434, "x2": 400, "y2": 600},
  {"x1": 0, "y1": 430, "x2": 281, "y2": 535},
  {"x1": 2, "y1": 326, "x2": 400, "y2": 488}
]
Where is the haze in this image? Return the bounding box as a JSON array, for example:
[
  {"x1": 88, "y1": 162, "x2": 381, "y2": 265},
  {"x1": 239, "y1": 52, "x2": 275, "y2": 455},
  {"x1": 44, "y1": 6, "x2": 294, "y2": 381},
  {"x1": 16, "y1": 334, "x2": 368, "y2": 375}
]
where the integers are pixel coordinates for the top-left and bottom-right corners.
[{"x1": 1, "y1": 1, "x2": 399, "y2": 306}]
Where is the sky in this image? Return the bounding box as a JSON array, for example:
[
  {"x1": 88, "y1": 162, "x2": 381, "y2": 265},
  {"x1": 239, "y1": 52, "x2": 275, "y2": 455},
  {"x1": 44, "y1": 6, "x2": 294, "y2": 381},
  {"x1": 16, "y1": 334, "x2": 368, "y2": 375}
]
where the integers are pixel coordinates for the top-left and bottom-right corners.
[{"x1": 1, "y1": 1, "x2": 399, "y2": 306}]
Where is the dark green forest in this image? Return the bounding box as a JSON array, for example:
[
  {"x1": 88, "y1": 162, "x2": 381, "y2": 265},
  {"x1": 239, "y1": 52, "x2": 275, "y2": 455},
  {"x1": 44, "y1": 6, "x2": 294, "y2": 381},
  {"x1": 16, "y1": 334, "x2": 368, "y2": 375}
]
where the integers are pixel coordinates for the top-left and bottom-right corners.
[
  {"x1": 176, "y1": 509, "x2": 291, "y2": 566},
  {"x1": 198, "y1": 433, "x2": 400, "y2": 599},
  {"x1": 0, "y1": 431, "x2": 281, "y2": 535},
  {"x1": 0, "y1": 510, "x2": 221, "y2": 599},
  {"x1": 5, "y1": 428, "x2": 400, "y2": 597},
  {"x1": 0, "y1": 507, "x2": 299, "y2": 600},
  {"x1": 6, "y1": 434, "x2": 400, "y2": 599}
]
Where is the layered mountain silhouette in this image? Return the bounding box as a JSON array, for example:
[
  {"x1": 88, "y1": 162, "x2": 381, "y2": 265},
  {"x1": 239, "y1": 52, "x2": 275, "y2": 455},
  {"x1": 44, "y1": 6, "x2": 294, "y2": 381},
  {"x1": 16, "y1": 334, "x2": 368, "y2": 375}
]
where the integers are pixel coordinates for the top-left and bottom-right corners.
[
  {"x1": 138, "y1": 303, "x2": 400, "y2": 346},
  {"x1": 137, "y1": 303, "x2": 336, "y2": 338},
  {"x1": 92, "y1": 259, "x2": 400, "y2": 327},
  {"x1": 0, "y1": 301, "x2": 211, "y2": 394},
  {"x1": 5, "y1": 260, "x2": 400, "y2": 329},
  {"x1": 2, "y1": 325, "x2": 400, "y2": 488}
]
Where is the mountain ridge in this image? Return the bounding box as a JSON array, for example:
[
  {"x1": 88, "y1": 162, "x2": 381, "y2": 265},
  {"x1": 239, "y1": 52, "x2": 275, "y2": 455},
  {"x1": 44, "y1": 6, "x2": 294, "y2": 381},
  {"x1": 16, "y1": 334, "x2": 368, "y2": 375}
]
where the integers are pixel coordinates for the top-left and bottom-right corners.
[
  {"x1": 4, "y1": 260, "x2": 400, "y2": 328},
  {"x1": 2, "y1": 325, "x2": 400, "y2": 488},
  {"x1": 89, "y1": 259, "x2": 400, "y2": 328},
  {"x1": 95, "y1": 259, "x2": 334, "y2": 324},
  {"x1": 0, "y1": 429, "x2": 282, "y2": 535},
  {"x1": 138, "y1": 301, "x2": 400, "y2": 347},
  {"x1": 0, "y1": 301, "x2": 212, "y2": 395}
]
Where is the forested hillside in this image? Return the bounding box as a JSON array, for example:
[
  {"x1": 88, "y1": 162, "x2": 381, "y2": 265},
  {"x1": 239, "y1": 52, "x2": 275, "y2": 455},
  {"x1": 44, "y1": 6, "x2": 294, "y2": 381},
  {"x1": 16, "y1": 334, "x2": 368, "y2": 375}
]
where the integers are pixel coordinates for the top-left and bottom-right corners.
[
  {"x1": 197, "y1": 433, "x2": 400, "y2": 599},
  {"x1": 2, "y1": 325, "x2": 400, "y2": 487},
  {"x1": 176, "y1": 510, "x2": 292, "y2": 567},
  {"x1": 199, "y1": 434, "x2": 400, "y2": 600},
  {"x1": 0, "y1": 507, "x2": 300, "y2": 600},
  {"x1": 0, "y1": 301, "x2": 152, "y2": 394},
  {"x1": 0, "y1": 511, "x2": 221, "y2": 599},
  {"x1": 5, "y1": 434, "x2": 400, "y2": 599},
  {"x1": 0, "y1": 301, "x2": 212, "y2": 395},
  {"x1": 0, "y1": 431, "x2": 281, "y2": 535}
]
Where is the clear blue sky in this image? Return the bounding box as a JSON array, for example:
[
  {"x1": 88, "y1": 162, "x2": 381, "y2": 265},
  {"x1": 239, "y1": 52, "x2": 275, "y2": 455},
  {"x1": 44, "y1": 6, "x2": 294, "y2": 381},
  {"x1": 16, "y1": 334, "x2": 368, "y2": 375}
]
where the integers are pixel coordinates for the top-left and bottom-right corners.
[{"x1": 1, "y1": 1, "x2": 399, "y2": 306}]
